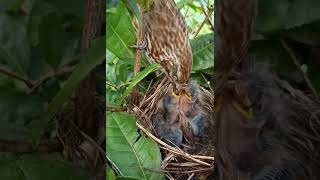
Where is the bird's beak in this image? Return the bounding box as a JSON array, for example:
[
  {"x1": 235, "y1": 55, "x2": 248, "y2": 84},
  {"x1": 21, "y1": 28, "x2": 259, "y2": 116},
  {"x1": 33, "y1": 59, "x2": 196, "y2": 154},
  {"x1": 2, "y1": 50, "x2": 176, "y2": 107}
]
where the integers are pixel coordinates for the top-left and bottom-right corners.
[
  {"x1": 184, "y1": 92, "x2": 192, "y2": 101},
  {"x1": 172, "y1": 91, "x2": 181, "y2": 99},
  {"x1": 232, "y1": 102, "x2": 253, "y2": 119},
  {"x1": 172, "y1": 90, "x2": 192, "y2": 101},
  {"x1": 214, "y1": 96, "x2": 253, "y2": 119}
]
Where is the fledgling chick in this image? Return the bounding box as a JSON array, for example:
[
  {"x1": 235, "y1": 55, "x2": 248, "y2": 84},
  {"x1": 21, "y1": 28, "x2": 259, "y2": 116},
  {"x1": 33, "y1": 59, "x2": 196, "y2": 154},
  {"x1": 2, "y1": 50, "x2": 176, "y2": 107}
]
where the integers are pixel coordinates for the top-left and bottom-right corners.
[
  {"x1": 154, "y1": 120, "x2": 183, "y2": 147},
  {"x1": 162, "y1": 92, "x2": 180, "y2": 124},
  {"x1": 190, "y1": 115, "x2": 206, "y2": 139},
  {"x1": 163, "y1": 93, "x2": 178, "y2": 113}
]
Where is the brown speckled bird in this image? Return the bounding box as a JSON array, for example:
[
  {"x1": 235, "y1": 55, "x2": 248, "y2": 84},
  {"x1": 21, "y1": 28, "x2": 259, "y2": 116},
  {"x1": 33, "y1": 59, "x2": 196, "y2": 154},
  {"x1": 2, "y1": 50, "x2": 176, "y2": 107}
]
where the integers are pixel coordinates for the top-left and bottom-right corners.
[
  {"x1": 136, "y1": 0, "x2": 193, "y2": 98},
  {"x1": 214, "y1": 0, "x2": 258, "y2": 179},
  {"x1": 215, "y1": 0, "x2": 257, "y2": 91}
]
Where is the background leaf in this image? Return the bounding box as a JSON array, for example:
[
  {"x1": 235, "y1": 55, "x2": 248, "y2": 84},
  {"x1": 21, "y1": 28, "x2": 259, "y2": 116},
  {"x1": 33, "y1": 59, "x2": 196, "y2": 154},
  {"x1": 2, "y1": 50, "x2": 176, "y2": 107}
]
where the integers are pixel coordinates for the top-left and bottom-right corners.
[
  {"x1": 106, "y1": 112, "x2": 164, "y2": 180},
  {"x1": 39, "y1": 12, "x2": 64, "y2": 68},
  {"x1": 0, "y1": 86, "x2": 44, "y2": 139},
  {"x1": 0, "y1": 13, "x2": 30, "y2": 76},
  {"x1": 256, "y1": 0, "x2": 320, "y2": 32},
  {"x1": 32, "y1": 37, "x2": 106, "y2": 140},
  {"x1": 191, "y1": 33, "x2": 214, "y2": 71},
  {"x1": 121, "y1": 63, "x2": 160, "y2": 102},
  {"x1": 106, "y1": 1, "x2": 136, "y2": 60},
  {"x1": 0, "y1": 153, "x2": 89, "y2": 180}
]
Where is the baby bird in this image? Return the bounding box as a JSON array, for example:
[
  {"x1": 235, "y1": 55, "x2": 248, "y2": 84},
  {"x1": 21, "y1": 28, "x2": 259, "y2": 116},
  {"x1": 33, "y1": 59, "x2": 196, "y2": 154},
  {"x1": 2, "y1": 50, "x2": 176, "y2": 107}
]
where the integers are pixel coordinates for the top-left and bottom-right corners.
[
  {"x1": 190, "y1": 115, "x2": 206, "y2": 139},
  {"x1": 154, "y1": 82, "x2": 208, "y2": 147},
  {"x1": 154, "y1": 115, "x2": 183, "y2": 147}
]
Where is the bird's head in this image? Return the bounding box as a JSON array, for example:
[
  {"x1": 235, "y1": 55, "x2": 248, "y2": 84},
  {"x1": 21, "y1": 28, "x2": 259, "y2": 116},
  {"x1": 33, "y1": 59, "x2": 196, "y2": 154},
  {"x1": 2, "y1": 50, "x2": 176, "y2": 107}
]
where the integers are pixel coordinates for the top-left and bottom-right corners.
[
  {"x1": 169, "y1": 46, "x2": 193, "y2": 99},
  {"x1": 172, "y1": 76, "x2": 192, "y2": 101}
]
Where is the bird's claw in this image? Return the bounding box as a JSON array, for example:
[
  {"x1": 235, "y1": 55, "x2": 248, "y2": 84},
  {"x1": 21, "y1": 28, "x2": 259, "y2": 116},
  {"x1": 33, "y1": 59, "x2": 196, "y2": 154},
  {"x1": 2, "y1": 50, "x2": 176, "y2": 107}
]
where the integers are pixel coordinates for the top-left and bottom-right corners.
[{"x1": 128, "y1": 44, "x2": 145, "y2": 51}]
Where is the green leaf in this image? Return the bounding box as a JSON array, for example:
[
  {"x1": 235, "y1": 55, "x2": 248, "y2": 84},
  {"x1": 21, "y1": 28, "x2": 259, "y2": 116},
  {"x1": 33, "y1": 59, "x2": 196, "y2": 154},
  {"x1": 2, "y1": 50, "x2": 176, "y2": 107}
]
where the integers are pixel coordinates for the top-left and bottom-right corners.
[
  {"x1": 107, "y1": 164, "x2": 117, "y2": 180},
  {"x1": 283, "y1": 20, "x2": 320, "y2": 45},
  {"x1": 39, "y1": 12, "x2": 64, "y2": 68},
  {"x1": 107, "y1": 0, "x2": 119, "y2": 9},
  {"x1": 256, "y1": 0, "x2": 290, "y2": 32},
  {"x1": 122, "y1": 0, "x2": 142, "y2": 22},
  {"x1": 31, "y1": 36, "x2": 106, "y2": 141},
  {"x1": 0, "y1": 13, "x2": 30, "y2": 76},
  {"x1": 191, "y1": 33, "x2": 214, "y2": 71},
  {"x1": 136, "y1": 0, "x2": 152, "y2": 11},
  {"x1": 106, "y1": 112, "x2": 164, "y2": 180},
  {"x1": 0, "y1": 153, "x2": 25, "y2": 180},
  {"x1": 28, "y1": 0, "x2": 56, "y2": 46},
  {"x1": 106, "y1": 1, "x2": 136, "y2": 60},
  {"x1": 0, "y1": 86, "x2": 44, "y2": 139},
  {"x1": 117, "y1": 177, "x2": 144, "y2": 180},
  {"x1": 44, "y1": 0, "x2": 84, "y2": 17},
  {"x1": 256, "y1": 0, "x2": 320, "y2": 32},
  {"x1": 284, "y1": 0, "x2": 320, "y2": 29},
  {"x1": 0, "y1": 0, "x2": 22, "y2": 12},
  {"x1": 190, "y1": 72, "x2": 211, "y2": 88},
  {"x1": 0, "y1": 153, "x2": 89, "y2": 180},
  {"x1": 121, "y1": 63, "x2": 160, "y2": 102}
]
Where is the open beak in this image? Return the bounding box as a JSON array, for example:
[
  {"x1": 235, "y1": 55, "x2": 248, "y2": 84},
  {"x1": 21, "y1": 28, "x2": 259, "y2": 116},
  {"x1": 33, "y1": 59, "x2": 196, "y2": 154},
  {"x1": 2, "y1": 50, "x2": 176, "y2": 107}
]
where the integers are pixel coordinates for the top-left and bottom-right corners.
[{"x1": 172, "y1": 90, "x2": 192, "y2": 101}]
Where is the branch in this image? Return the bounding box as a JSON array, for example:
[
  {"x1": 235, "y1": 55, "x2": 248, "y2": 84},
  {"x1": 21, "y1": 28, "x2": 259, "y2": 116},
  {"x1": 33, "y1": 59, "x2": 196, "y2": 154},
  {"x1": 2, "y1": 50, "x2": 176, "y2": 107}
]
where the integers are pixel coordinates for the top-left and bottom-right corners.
[
  {"x1": 0, "y1": 66, "x2": 34, "y2": 87},
  {"x1": 29, "y1": 66, "x2": 75, "y2": 93},
  {"x1": 183, "y1": 1, "x2": 192, "y2": 20},
  {"x1": 281, "y1": 39, "x2": 319, "y2": 100},
  {"x1": 131, "y1": 10, "x2": 145, "y2": 105},
  {"x1": 200, "y1": 3, "x2": 214, "y2": 31},
  {"x1": 0, "y1": 138, "x2": 62, "y2": 153},
  {"x1": 193, "y1": 3, "x2": 214, "y2": 38}
]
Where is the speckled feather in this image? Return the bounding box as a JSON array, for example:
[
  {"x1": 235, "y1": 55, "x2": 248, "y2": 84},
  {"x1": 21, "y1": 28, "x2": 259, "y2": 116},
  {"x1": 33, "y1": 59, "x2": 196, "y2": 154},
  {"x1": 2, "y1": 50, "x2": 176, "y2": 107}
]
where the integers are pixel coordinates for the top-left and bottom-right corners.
[
  {"x1": 142, "y1": 0, "x2": 192, "y2": 92},
  {"x1": 215, "y1": 0, "x2": 257, "y2": 91}
]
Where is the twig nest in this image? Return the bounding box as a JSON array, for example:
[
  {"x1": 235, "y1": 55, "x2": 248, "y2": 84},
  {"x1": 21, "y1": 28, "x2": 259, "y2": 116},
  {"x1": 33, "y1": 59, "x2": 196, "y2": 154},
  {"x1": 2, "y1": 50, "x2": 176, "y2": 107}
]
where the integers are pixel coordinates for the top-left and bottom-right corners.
[
  {"x1": 214, "y1": 59, "x2": 320, "y2": 180},
  {"x1": 152, "y1": 80, "x2": 213, "y2": 151},
  {"x1": 137, "y1": 77, "x2": 214, "y2": 155},
  {"x1": 134, "y1": 77, "x2": 215, "y2": 179}
]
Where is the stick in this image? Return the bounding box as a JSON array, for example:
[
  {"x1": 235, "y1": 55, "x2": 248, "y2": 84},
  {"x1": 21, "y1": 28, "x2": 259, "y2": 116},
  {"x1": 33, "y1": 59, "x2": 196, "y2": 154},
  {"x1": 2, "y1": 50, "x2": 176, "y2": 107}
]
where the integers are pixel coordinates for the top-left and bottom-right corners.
[
  {"x1": 0, "y1": 66, "x2": 34, "y2": 87},
  {"x1": 193, "y1": 4, "x2": 214, "y2": 38},
  {"x1": 131, "y1": 11, "x2": 145, "y2": 105},
  {"x1": 136, "y1": 122, "x2": 214, "y2": 167},
  {"x1": 281, "y1": 39, "x2": 319, "y2": 100}
]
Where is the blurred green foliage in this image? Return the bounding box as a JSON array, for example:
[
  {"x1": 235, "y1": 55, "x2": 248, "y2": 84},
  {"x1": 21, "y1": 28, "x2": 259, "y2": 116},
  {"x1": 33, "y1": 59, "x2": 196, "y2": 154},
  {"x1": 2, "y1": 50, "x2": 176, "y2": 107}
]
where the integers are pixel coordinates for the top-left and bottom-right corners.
[
  {"x1": 252, "y1": 0, "x2": 320, "y2": 91},
  {"x1": 0, "y1": 0, "x2": 105, "y2": 179}
]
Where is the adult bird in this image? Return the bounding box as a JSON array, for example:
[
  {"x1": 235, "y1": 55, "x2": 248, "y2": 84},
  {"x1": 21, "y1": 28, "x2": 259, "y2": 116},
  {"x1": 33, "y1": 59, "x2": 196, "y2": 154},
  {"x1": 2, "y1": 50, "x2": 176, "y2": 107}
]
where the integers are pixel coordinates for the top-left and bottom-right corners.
[
  {"x1": 214, "y1": 0, "x2": 258, "y2": 179},
  {"x1": 134, "y1": 0, "x2": 193, "y2": 99},
  {"x1": 214, "y1": 0, "x2": 257, "y2": 91}
]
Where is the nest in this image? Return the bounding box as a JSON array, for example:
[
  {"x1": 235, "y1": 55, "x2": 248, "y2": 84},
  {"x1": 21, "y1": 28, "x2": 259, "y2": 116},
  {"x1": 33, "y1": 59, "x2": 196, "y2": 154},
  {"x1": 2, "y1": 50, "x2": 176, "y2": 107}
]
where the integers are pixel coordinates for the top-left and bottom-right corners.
[
  {"x1": 56, "y1": 95, "x2": 106, "y2": 180},
  {"x1": 130, "y1": 76, "x2": 215, "y2": 180},
  {"x1": 214, "y1": 59, "x2": 320, "y2": 180}
]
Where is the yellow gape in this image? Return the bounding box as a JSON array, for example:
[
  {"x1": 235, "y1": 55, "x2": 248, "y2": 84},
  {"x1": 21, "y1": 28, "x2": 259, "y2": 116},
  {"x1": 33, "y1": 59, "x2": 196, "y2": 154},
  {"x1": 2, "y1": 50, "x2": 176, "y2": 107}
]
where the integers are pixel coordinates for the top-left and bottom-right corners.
[
  {"x1": 232, "y1": 102, "x2": 253, "y2": 119},
  {"x1": 184, "y1": 92, "x2": 192, "y2": 101},
  {"x1": 172, "y1": 91, "x2": 192, "y2": 101},
  {"x1": 172, "y1": 91, "x2": 180, "y2": 99},
  {"x1": 214, "y1": 96, "x2": 253, "y2": 119}
]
